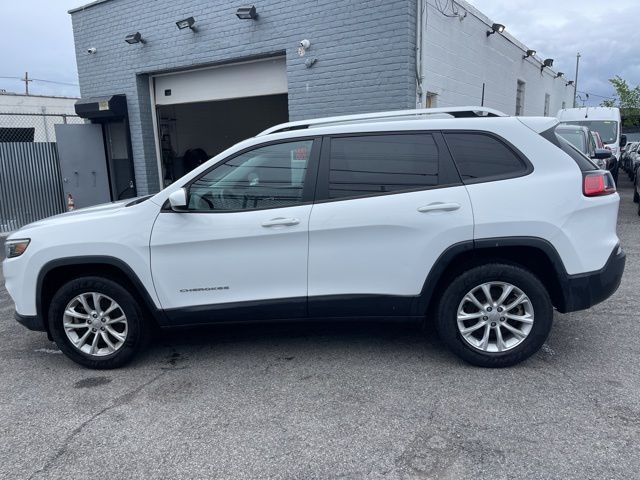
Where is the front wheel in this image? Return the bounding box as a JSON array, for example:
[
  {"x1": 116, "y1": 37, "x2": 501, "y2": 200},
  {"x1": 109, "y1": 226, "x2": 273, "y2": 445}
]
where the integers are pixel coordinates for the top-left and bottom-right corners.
[
  {"x1": 48, "y1": 277, "x2": 147, "y2": 369},
  {"x1": 436, "y1": 263, "x2": 553, "y2": 368}
]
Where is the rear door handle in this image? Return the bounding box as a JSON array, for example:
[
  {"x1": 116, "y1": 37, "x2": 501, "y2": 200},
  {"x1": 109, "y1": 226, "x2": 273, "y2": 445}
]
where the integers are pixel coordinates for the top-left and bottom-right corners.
[
  {"x1": 261, "y1": 217, "x2": 300, "y2": 227},
  {"x1": 417, "y1": 202, "x2": 461, "y2": 213}
]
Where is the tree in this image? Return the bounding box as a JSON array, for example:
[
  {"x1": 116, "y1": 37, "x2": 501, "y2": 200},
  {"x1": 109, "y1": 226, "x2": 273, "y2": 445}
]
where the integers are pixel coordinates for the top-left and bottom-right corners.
[{"x1": 600, "y1": 76, "x2": 640, "y2": 127}]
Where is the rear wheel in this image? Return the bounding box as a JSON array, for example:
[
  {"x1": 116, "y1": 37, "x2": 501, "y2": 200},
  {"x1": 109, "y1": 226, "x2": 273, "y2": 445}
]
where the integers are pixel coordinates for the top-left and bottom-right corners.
[
  {"x1": 436, "y1": 263, "x2": 553, "y2": 367},
  {"x1": 48, "y1": 277, "x2": 147, "y2": 369}
]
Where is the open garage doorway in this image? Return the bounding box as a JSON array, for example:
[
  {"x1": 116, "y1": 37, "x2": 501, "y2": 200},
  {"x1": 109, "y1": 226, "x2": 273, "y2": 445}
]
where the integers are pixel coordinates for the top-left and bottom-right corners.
[
  {"x1": 157, "y1": 94, "x2": 288, "y2": 185},
  {"x1": 152, "y1": 57, "x2": 289, "y2": 186}
]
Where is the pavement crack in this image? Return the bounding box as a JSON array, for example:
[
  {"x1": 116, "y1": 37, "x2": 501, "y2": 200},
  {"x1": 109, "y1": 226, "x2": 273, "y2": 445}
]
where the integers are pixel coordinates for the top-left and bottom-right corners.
[{"x1": 27, "y1": 370, "x2": 167, "y2": 480}]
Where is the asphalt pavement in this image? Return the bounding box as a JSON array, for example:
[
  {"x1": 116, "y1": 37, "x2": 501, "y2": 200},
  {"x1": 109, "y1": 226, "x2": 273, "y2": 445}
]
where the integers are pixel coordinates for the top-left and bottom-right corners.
[{"x1": 0, "y1": 178, "x2": 638, "y2": 480}]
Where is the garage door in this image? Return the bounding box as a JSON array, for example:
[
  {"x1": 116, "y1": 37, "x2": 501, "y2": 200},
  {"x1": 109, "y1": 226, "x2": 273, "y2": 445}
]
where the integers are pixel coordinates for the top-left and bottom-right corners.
[{"x1": 154, "y1": 57, "x2": 287, "y2": 106}]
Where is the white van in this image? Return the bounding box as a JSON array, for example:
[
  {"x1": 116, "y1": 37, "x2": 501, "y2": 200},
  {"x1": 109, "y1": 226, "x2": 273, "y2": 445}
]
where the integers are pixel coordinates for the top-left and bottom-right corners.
[{"x1": 557, "y1": 107, "x2": 627, "y2": 160}]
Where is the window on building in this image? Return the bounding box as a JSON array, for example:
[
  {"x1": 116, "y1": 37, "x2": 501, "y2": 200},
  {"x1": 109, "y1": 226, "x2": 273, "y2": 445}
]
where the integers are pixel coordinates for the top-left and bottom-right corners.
[
  {"x1": 544, "y1": 94, "x2": 551, "y2": 116},
  {"x1": 444, "y1": 133, "x2": 528, "y2": 181},
  {"x1": 328, "y1": 134, "x2": 439, "y2": 199},
  {"x1": 426, "y1": 92, "x2": 438, "y2": 108},
  {"x1": 516, "y1": 80, "x2": 526, "y2": 116},
  {"x1": 188, "y1": 140, "x2": 312, "y2": 211}
]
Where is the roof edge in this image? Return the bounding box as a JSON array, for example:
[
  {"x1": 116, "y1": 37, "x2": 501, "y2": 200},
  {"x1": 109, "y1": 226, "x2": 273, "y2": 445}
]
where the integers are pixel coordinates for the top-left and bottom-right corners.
[{"x1": 68, "y1": 0, "x2": 113, "y2": 14}]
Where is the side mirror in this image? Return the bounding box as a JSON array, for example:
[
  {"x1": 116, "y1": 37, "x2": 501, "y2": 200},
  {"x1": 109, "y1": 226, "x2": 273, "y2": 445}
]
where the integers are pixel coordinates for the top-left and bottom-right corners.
[
  {"x1": 168, "y1": 188, "x2": 188, "y2": 211},
  {"x1": 593, "y1": 149, "x2": 611, "y2": 160},
  {"x1": 620, "y1": 134, "x2": 627, "y2": 147}
]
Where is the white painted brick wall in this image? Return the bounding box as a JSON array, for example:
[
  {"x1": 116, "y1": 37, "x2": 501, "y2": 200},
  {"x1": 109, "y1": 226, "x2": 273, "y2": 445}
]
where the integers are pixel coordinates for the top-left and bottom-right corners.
[{"x1": 420, "y1": 0, "x2": 575, "y2": 116}]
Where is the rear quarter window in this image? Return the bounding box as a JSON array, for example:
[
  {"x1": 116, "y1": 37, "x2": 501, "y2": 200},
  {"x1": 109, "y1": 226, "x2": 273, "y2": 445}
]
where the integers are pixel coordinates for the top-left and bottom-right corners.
[
  {"x1": 540, "y1": 127, "x2": 597, "y2": 172},
  {"x1": 443, "y1": 132, "x2": 529, "y2": 182}
]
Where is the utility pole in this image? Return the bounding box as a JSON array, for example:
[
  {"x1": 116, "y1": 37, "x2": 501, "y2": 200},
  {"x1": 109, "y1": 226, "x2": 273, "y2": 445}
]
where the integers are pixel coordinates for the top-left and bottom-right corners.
[
  {"x1": 21, "y1": 71, "x2": 32, "y2": 95},
  {"x1": 573, "y1": 53, "x2": 581, "y2": 107}
]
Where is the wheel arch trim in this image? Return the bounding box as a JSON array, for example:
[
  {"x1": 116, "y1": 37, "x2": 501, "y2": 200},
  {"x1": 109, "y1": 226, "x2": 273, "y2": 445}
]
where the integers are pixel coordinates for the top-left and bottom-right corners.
[
  {"x1": 36, "y1": 256, "x2": 166, "y2": 330},
  {"x1": 415, "y1": 236, "x2": 571, "y2": 315}
]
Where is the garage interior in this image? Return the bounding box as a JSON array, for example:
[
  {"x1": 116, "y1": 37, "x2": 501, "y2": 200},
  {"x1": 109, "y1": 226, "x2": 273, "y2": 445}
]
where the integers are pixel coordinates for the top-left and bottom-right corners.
[
  {"x1": 157, "y1": 94, "x2": 288, "y2": 184},
  {"x1": 154, "y1": 57, "x2": 289, "y2": 186}
]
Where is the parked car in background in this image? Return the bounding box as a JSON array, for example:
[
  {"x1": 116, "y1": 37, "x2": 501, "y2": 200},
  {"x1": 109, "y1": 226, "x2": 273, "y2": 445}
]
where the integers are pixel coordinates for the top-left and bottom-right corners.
[
  {"x1": 557, "y1": 107, "x2": 627, "y2": 162},
  {"x1": 628, "y1": 144, "x2": 640, "y2": 182},
  {"x1": 3, "y1": 107, "x2": 625, "y2": 369},
  {"x1": 591, "y1": 130, "x2": 618, "y2": 182},
  {"x1": 555, "y1": 125, "x2": 611, "y2": 170},
  {"x1": 621, "y1": 141, "x2": 638, "y2": 173}
]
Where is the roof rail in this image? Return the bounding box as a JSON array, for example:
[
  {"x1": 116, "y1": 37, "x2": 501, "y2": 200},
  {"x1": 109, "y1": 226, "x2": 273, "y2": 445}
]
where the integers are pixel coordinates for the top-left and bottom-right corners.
[{"x1": 257, "y1": 106, "x2": 508, "y2": 136}]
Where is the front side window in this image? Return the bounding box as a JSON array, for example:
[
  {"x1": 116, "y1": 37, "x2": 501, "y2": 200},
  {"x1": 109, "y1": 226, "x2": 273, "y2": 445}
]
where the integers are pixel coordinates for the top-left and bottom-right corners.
[
  {"x1": 187, "y1": 140, "x2": 312, "y2": 211},
  {"x1": 328, "y1": 134, "x2": 439, "y2": 200},
  {"x1": 444, "y1": 133, "x2": 528, "y2": 181}
]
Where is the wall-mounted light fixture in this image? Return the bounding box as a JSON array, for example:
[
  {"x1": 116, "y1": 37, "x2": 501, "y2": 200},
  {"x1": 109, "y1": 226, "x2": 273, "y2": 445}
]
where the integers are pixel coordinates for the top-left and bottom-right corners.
[
  {"x1": 486, "y1": 23, "x2": 505, "y2": 37},
  {"x1": 522, "y1": 49, "x2": 536, "y2": 59},
  {"x1": 125, "y1": 32, "x2": 145, "y2": 44},
  {"x1": 556, "y1": 72, "x2": 564, "y2": 79},
  {"x1": 540, "y1": 58, "x2": 554, "y2": 73},
  {"x1": 176, "y1": 17, "x2": 197, "y2": 31},
  {"x1": 566, "y1": 80, "x2": 574, "y2": 87},
  {"x1": 236, "y1": 5, "x2": 258, "y2": 20}
]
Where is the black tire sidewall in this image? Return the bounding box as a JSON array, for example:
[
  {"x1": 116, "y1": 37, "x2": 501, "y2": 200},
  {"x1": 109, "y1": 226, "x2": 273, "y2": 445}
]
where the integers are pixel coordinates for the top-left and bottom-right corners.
[
  {"x1": 437, "y1": 263, "x2": 553, "y2": 368},
  {"x1": 48, "y1": 276, "x2": 145, "y2": 369}
]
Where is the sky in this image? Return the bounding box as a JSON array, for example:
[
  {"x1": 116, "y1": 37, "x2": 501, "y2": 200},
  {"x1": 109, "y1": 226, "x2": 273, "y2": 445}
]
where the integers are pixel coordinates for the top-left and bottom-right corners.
[{"x1": 0, "y1": 0, "x2": 639, "y2": 104}]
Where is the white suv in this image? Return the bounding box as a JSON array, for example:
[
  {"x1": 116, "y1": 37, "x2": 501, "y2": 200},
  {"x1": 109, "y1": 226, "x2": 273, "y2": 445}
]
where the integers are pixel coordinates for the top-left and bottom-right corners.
[{"x1": 2, "y1": 107, "x2": 625, "y2": 369}]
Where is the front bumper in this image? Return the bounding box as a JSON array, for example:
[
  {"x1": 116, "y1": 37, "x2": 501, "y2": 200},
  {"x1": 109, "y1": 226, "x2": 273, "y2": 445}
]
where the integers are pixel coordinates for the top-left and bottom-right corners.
[
  {"x1": 560, "y1": 246, "x2": 626, "y2": 313},
  {"x1": 15, "y1": 311, "x2": 46, "y2": 332}
]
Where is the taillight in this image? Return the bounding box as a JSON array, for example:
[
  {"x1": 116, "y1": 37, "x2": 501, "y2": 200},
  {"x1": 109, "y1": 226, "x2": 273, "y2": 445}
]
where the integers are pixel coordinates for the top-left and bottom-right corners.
[{"x1": 583, "y1": 171, "x2": 616, "y2": 197}]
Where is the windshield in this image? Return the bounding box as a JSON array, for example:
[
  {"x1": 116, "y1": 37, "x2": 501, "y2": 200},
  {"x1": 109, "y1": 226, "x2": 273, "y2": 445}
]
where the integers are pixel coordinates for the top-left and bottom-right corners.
[
  {"x1": 563, "y1": 120, "x2": 618, "y2": 144},
  {"x1": 556, "y1": 129, "x2": 586, "y2": 153}
]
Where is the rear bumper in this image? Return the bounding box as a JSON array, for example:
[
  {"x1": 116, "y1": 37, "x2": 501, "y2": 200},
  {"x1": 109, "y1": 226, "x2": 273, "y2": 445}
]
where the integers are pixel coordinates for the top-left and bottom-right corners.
[
  {"x1": 15, "y1": 311, "x2": 46, "y2": 332},
  {"x1": 560, "y1": 246, "x2": 626, "y2": 313}
]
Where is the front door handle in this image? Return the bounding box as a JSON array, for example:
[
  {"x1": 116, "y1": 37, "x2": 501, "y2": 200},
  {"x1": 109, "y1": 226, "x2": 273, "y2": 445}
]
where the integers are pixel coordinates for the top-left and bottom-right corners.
[
  {"x1": 261, "y1": 217, "x2": 300, "y2": 227},
  {"x1": 417, "y1": 202, "x2": 461, "y2": 213}
]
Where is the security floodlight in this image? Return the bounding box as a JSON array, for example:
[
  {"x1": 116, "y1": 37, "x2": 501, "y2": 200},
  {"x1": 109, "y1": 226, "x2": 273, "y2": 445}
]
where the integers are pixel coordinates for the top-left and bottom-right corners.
[
  {"x1": 486, "y1": 23, "x2": 505, "y2": 36},
  {"x1": 566, "y1": 80, "x2": 574, "y2": 86},
  {"x1": 540, "y1": 58, "x2": 554, "y2": 72},
  {"x1": 176, "y1": 17, "x2": 197, "y2": 31},
  {"x1": 556, "y1": 72, "x2": 564, "y2": 78},
  {"x1": 523, "y1": 49, "x2": 536, "y2": 59},
  {"x1": 236, "y1": 5, "x2": 258, "y2": 19},
  {"x1": 125, "y1": 32, "x2": 145, "y2": 44}
]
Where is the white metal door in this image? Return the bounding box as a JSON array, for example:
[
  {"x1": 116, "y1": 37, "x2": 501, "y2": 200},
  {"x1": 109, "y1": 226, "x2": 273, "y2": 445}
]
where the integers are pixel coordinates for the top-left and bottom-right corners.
[
  {"x1": 149, "y1": 139, "x2": 317, "y2": 319},
  {"x1": 154, "y1": 57, "x2": 287, "y2": 106},
  {"x1": 308, "y1": 186, "x2": 473, "y2": 298}
]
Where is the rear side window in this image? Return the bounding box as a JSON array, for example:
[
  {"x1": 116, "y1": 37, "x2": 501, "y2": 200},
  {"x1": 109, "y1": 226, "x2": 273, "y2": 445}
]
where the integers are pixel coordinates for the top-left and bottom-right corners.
[
  {"x1": 540, "y1": 127, "x2": 597, "y2": 172},
  {"x1": 444, "y1": 133, "x2": 528, "y2": 181},
  {"x1": 328, "y1": 134, "x2": 439, "y2": 199}
]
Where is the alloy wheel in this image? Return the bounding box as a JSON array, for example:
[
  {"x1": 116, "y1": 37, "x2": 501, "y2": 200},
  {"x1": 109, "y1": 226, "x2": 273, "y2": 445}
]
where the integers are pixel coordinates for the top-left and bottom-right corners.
[
  {"x1": 63, "y1": 292, "x2": 128, "y2": 357},
  {"x1": 456, "y1": 282, "x2": 534, "y2": 353}
]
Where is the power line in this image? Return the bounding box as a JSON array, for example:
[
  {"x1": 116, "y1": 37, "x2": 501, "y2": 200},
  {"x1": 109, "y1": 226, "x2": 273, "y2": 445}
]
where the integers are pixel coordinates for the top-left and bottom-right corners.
[
  {"x1": 0, "y1": 76, "x2": 79, "y2": 87},
  {"x1": 576, "y1": 90, "x2": 616, "y2": 100}
]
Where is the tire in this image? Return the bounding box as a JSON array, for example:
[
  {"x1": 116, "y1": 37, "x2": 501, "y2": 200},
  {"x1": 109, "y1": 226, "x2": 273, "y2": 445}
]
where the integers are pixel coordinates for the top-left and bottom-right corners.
[
  {"x1": 436, "y1": 263, "x2": 553, "y2": 368},
  {"x1": 48, "y1": 276, "x2": 147, "y2": 369}
]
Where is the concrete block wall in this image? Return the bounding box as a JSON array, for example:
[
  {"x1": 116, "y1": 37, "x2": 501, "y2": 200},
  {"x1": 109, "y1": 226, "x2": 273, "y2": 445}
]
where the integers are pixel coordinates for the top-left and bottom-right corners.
[
  {"x1": 70, "y1": 0, "x2": 418, "y2": 195},
  {"x1": 420, "y1": 0, "x2": 574, "y2": 116}
]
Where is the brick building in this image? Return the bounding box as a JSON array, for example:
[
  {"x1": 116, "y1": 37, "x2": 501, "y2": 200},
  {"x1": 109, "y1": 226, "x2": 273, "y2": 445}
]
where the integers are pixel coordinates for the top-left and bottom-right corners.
[{"x1": 70, "y1": 0, "x2": 574, "y2": 196}]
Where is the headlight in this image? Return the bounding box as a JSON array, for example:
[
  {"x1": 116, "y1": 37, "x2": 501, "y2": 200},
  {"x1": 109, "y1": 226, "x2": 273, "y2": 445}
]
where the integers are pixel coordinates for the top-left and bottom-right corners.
[{"x1": 5, "y1": 239, "x2": 30, "y2": 258}]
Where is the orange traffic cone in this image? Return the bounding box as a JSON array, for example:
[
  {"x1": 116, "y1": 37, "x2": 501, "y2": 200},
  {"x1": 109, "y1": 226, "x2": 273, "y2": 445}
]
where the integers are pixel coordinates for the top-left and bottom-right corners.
[{"x1": 67, "y1": 193, "x2": 75, "y2": 211}]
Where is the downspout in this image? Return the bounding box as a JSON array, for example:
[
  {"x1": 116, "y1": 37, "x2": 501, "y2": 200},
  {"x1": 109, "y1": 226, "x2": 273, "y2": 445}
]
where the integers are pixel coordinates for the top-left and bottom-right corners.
[{"x1": 416, "y1": 0, "x2": 425, "y2": 108}]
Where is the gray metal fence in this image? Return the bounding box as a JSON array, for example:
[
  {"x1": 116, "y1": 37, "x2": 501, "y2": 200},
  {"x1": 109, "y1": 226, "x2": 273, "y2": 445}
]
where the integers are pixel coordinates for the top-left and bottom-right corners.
[
  {"x1": 0, "y1": 142, "x2": 66, "y2": 233},
  {"x1": 0, "y1": 112, "x2": 85, "y2": 233}
]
